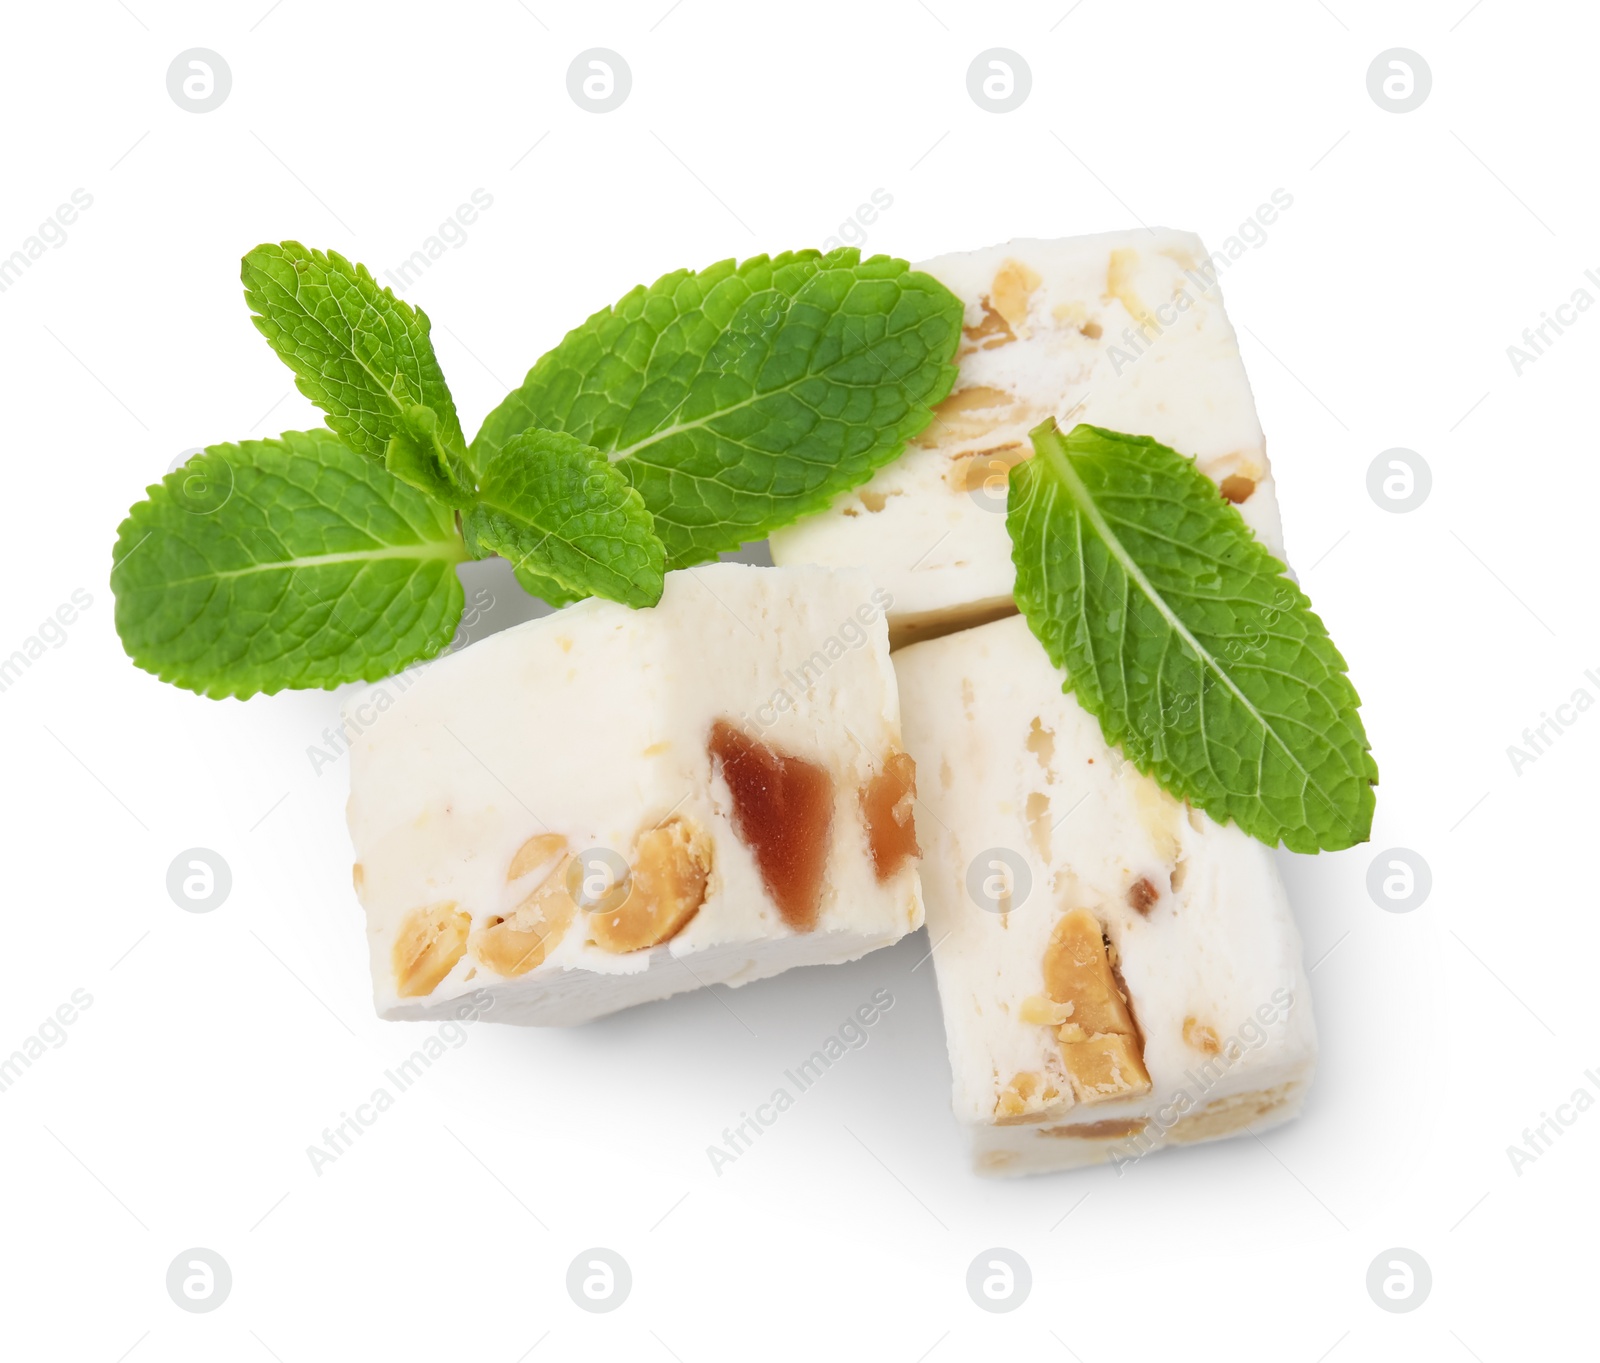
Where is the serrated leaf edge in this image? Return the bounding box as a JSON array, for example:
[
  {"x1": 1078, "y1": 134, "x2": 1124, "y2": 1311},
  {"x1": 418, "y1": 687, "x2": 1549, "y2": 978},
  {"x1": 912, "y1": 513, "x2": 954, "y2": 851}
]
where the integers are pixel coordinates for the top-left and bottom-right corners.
[{"x1": 1013, "y1": 419, "x2": 1374, "y2": 850}]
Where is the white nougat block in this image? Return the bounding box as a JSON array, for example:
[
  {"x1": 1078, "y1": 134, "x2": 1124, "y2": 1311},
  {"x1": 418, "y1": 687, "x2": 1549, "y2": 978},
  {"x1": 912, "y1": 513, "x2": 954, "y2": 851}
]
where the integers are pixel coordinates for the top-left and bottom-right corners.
[
  {"x1": 895, "y1": 614, "x2": 1316, "y2": 1176},
  {"x1": 770, "y1": 230, "x2": 1281, "y2": 644},
  {"x1": 346, "y1": 564, "x2": 924, "y2": 1026}
]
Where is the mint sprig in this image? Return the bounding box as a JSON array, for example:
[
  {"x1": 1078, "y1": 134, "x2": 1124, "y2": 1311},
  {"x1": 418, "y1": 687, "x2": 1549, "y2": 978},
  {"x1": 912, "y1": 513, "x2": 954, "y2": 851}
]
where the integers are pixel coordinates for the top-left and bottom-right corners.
[
  {"x1": 243, "y1": 242, "x2": 475, "y2": 507},
  {"x1": 464, "y1": 431, "x2": 665, "y2": 610},
  {"x1": 1008, "y1": 421, "x2": 1377, "y2": 853},
  {"x1": 113, "y1": 242, "x2": 961, "y2": 698},
  {"x1": 472, "y1": 249, "x2": 964, "y2": 567},
  {"x1": 112, "y1": 431, "x2": 467, "y2": 698}
]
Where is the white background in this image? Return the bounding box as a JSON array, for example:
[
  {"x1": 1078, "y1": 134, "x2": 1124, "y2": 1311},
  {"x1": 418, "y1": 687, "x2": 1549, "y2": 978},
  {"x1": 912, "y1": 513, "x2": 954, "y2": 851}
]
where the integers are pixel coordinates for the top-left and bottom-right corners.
[{"x1": 0, "y1": 1, "x2": 1592, "y2": 1359}]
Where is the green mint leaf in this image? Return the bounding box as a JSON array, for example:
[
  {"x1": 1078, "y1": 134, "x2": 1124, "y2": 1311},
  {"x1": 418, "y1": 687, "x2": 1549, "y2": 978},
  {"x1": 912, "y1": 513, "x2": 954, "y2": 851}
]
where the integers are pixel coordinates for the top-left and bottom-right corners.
[
  {"x1": 242, "y1": 241, "x2": 473, "y2": 505},
  {"x1": 112, "y1": 430, "x2": 468, "y2": 699},
  {"x1": 470, "y1": 249, "x2": 963, "y2": 567},
  {"x1": 463, "y1": 430, "x2": 665, "y2": 609},
  {"x1": 1008, "y1": 422, "x2": 1377, "y2": 853},
  {"x1": 507, "y1": 566, "x2": 587, "y2": 610},
  {"x1": 386, "y1": 425, "x2": 470, "y2": 508}
]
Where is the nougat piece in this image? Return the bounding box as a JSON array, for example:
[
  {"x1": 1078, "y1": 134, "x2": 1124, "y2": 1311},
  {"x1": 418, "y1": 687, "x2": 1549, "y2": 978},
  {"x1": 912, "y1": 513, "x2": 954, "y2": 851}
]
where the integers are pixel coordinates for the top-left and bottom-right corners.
[
  {"x1": 770, "y1": 231, "x2": 1281, "y2": 645},
  {"x1": 346, "y1": 565, "x2": 923, "y2": 1025},
  {"x1": 895, "y1": 614, "x2": 1316, "y2": 1176}
]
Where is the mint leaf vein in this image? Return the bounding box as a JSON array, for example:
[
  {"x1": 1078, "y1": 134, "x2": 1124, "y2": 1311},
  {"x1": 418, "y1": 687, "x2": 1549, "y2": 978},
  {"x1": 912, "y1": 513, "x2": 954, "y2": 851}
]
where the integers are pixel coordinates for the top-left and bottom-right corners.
[
  {"x1": 470, "y1": 249, "x2": 963, "y2": 567},
  {"x1": 1009, "y1": 421, "x2": 1377, "y2": 852},
  {"x1": 463, "y1": 431, "x2": 665, "y2": 609},
  {"x1": 111, "y1": 430, "x2": 467, "y2": 699},
  {"x1": 243, "y1": 242, "x2": 473, "y2": 504}
]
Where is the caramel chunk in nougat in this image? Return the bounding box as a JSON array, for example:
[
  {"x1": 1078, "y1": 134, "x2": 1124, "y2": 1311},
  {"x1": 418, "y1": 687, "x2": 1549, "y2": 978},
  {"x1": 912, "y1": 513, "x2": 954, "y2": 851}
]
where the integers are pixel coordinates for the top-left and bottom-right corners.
[
  {"x1": 709, "y1": 720, "x2": 833, "y2": 931},
  {"x1": 1219, "y1": 473, "x2": 1256, "y2": 504},
  {"x1": 1043, "y1": 908, "x2": 1151, "y2": 1103},
  {"x1": 861, "y1": 750, "x2": 921, "y2": 882}
]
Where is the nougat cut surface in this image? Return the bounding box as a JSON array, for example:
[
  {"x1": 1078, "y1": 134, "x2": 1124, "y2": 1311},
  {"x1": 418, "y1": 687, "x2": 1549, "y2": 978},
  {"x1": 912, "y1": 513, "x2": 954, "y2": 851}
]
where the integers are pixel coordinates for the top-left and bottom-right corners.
[
  {"x1": 770, "y1": 230, "x2": 1281, "y2": 644},
  {"x1": 347, "y1": 565, "x2": 923, "y2": 1026},
  {"x1": 895, "y1": 614, "x2": 1316, "y2": 1175}
]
